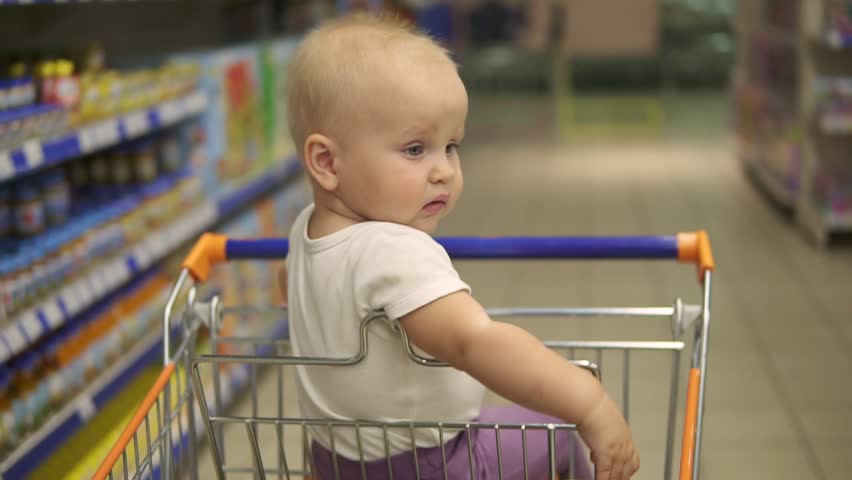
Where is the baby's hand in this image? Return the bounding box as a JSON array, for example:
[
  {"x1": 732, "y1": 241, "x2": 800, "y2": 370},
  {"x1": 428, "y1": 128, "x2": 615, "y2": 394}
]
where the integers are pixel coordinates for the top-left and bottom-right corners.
[{"x1": 577, "y1": 395, "x2": 639, "y2": 480}]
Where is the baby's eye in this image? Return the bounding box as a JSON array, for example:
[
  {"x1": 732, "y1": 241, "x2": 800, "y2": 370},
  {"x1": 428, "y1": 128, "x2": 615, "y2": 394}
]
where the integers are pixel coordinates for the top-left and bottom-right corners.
[
  {"x1": 446, "y1": 143, "x2": 459, "y2": 154},
  {"x1": 404, "y1": 145, "x2": 425, "y2": 157}
]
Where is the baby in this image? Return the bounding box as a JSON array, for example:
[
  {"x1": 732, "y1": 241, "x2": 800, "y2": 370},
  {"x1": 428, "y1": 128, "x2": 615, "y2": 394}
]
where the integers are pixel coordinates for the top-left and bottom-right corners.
[{"x1": 281, "y1": 13, "x2": 638, "y2": 480}]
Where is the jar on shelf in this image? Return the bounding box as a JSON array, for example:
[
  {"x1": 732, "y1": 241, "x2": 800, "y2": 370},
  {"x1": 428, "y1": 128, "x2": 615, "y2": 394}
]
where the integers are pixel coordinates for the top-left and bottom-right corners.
[
  {"x1": 0, "y1": 259, "x2": 10, "y2": 322},
  {"x1": 13, "y1": 352, "x2": 38, "y2": 399},
  {"x1": 12, "y1": 186, "x2": 44, "y2": 240},
  {"x1": 158, "y1": 133, "x2": 184, "y2": 174},
  {"x1": 20, "y1": 249, "x2": 39, "y2": 306},
  {"x1": 41, "y1": 170, "x2": 70, "y2": 227},
  {"x1": 0, "y1": 185, "x2": 10, "y2": 238},
  {"x1": 28, "y1": 247, "x2": 48, "y2": 299},
  {"x1": 68, "y1": 157, "x2": 89, "y2": 190},
  {"x1": 45, "y1": 59, "x2": 81, "y2": 109},
  {"x1": 0, "y1": 367, "x2": 11, "y2": 412},
  {"x1": 110, "y1": 146, "x2": 133, "y2": 187},
  {"x1": 89, "y1": 153, "x2": 110, "y2": 186},
  {"x1": 131, "y1": 139, "x2": 159, "y2": 183}
]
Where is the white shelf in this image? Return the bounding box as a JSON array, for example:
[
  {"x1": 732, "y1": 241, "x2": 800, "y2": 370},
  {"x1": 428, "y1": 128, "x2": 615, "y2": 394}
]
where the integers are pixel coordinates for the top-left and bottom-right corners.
[
  {"x1": 740, "y1": 141, "x2": 796, "y2": 208},
  {"x1": 818, "y1": 109, "x2": 852, "y2": 134}
]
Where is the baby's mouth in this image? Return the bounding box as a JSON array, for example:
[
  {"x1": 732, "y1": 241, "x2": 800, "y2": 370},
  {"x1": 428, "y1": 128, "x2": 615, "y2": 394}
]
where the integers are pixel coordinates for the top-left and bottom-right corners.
[{"x1": 423, "y1": 195, "x2": 449, "y2": 214}]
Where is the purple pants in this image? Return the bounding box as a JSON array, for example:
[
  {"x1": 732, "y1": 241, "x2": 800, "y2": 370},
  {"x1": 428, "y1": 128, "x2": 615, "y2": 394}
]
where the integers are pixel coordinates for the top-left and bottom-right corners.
[{"x1": 311, "y1": 406, "x2": 593, "y2": 480}]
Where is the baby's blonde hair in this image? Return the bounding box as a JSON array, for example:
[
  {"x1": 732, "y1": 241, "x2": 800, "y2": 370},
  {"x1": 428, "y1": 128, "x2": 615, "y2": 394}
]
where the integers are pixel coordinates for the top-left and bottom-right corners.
[{"x1": 287, "y1": 13, "x2": 454, "y2": 156}]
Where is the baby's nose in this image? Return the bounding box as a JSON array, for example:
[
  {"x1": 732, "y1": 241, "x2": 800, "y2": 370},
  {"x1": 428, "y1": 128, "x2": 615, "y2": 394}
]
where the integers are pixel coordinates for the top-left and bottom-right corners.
[{"x1": 430, "y1": 157, "x2": 456, "y2": 183}]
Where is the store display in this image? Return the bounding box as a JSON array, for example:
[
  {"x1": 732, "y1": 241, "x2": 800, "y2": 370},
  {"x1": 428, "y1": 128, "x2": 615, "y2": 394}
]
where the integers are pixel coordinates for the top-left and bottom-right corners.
[
  {"x1": 0, "y1": 104, "x2": 70, "y2": 152},
  {"x1": 0, "y1": 47, "x2": 200, "y2": 158},
  {"x1": 825, "y1": 0, "x2": 852, "y2": 46},
  {"x1": 260, "y1": 38, "x2": 299, "y2": 163},
  {"x1": 0, "y1": 126, "x2": 199, "y2": 322},
  {"x1": 0, "y1": 10, "x2": 304, "y2": 474},
  {"x1": 735, "y1": 0, "x2": 852, "y2": 245},
  {"x1": 0, "y1": 77, "x2": 35, "y2": 112},
  {"x1": 0, "y1": 273, "x2": 169, "y2": 453},
  {"x1": 815, "y1": 75, "x2": 852, "y2": 133},
  {"x1": 176, "y1": 44, "x2": 283, "y2": 196}
]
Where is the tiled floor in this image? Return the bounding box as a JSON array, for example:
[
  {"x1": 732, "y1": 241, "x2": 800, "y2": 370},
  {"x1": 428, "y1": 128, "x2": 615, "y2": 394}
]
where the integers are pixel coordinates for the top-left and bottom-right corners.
[{"x1": 197, "y1": 93, "x2": 852, "y2": 479}]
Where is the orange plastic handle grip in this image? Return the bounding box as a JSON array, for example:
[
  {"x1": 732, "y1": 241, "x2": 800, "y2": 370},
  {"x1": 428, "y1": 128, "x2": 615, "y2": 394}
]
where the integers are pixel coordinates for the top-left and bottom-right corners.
[
  {"x1": 181, "y1": 232, "x2": 228, "y2": 282},
  {"x1": 679, "y1": 368, "x2": 701, "y2": 480},
  {"x1": 677, "y1": 231, "x2": 715, "y2": 282}
]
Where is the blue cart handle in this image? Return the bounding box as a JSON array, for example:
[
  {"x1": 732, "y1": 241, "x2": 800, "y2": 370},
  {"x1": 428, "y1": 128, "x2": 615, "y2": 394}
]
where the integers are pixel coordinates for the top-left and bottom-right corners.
[{"x1": 182, "y1": 232, "x2": 714, "y2": 283}]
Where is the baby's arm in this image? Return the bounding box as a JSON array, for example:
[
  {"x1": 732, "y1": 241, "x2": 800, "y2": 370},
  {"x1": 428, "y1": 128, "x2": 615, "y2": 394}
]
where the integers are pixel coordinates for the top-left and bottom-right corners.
[{"x1": 399, "y1": 290, "x2": 639, "y2": 480}]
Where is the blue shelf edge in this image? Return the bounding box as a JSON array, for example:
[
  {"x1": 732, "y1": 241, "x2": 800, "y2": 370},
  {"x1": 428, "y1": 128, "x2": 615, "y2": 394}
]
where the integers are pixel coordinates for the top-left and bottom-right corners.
[
  {"x1": 0, "y1": 156, "x2": 301, "y2": 478},
  {"x1": 0, "y1": 89, "x2": 207, "y2": 184}
]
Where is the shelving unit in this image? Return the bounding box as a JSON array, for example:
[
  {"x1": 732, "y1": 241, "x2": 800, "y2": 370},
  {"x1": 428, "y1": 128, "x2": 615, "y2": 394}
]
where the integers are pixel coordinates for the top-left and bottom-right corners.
[
  {"x1": 0, "y1": 90, "x2": 207, "y2": 182},
  {"x1": 0, "y1": 0, "x2": 313, "y2": 476},
  {"x1": 0, "y1": 156, "x2": 300, "y2": 478},
  {"x1": 734, "y1": 0, "x2": 852, "y2": 246},
  {"x1": 0, "y1": 157, "x2": 298, "y2": 362}
]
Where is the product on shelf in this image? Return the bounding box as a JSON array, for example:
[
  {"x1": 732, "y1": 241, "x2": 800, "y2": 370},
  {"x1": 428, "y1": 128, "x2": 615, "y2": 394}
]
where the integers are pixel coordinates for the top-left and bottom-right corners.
[
  {"x1": 41, "y1": 170, "x2": 71, "y2": 227},
  {"x1": 0, "y1": 273, "x2": 171, "y2": 454},
  {"x1": 0, "y1": 46, "x2": 200, "y2": 156},
  {"x1": 814, "y1": 75, "x2": 852, "y2": 133},
  {"x1": 0, "y1": 103, "x2": 70, "y2": 152},
  {"x1": 0, "y1": 77, "x2": 36, "y2": 112},
  {"x1": 0, "y1": 124, "x2": 197, "y2": 323},
  {"x1": 827, "y1": 0, "x2": 852, "y2": 37},
  {"x1": 12, "y1": 183, "x2": 46, "y2": 237},
  {"x1": 0, "y1": 185, "x2": 8, "y2": 235},
  {"x1": 813, "y1": 167, "x2": 852, "y2": 216}
]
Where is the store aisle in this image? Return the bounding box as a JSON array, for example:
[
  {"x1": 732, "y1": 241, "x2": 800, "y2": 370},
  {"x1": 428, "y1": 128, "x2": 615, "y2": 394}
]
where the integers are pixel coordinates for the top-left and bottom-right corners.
[
  {"x1": 437, "y1": 108, "x2": 852, "y2": 478},
  {"x1": 202, "y1": 95, "x2": 852, "y2": 480}
]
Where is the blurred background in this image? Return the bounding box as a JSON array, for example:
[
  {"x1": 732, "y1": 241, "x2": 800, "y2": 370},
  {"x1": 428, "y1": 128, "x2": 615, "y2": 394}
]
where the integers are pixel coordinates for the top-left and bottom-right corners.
[{"x1": 0, "y1": 1, "x2": 851, "y2": 479}]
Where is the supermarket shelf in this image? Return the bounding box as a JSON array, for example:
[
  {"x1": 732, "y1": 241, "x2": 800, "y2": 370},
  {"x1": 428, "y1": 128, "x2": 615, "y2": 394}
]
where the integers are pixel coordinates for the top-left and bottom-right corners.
[
  {"x1": 0, "y1": 157, "x2": 301, "y2": 363},
  {"x1": 818, "y1": 109, "x2": 852, "y2": 134},
  {"x1": 742, "y1": 149, "x2": 796, "y2": 208},
  {"x1": 824, "y1": 210, "x2": 852, "y2": 231},
  {"x1": 0, "y1": 320, "x2": 162, "y2": 479},
  {"x1": 825, "y1": 30, "x2": 852, "y2": 49},
  {"x1": 0, "y1": 159, "x2": 299, "y2": 478},
  {"x1": 0, "y1": 89, "x2": 207, "y2": 183}
]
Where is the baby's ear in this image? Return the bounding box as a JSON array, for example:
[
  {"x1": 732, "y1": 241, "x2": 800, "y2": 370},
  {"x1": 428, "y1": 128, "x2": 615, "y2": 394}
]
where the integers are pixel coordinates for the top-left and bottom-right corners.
[{"x1": 304, "y1": 133, "x2": 339, "y2": 191}]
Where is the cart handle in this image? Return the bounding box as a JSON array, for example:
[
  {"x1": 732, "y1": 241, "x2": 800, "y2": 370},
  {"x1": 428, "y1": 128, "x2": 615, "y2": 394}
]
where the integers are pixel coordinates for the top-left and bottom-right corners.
[{"x1": 182, "y1": 231, "x2": 714, "y2": 283}]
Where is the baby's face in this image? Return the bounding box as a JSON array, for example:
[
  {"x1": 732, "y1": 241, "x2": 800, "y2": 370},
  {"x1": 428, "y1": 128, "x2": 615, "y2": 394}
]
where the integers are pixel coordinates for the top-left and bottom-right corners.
[{"x1": 333, "y1": 58, "x2": 467, "y2": 234}]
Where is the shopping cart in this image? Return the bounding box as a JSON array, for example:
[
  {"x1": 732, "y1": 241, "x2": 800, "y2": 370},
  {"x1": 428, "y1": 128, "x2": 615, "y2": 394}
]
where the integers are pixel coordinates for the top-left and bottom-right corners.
[{"x1": 93, "y1": 231, "x2": 714, "y2": 480}]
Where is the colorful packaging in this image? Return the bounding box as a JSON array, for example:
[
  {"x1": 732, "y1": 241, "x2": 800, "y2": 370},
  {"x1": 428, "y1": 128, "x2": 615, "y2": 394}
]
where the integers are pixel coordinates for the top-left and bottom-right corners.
[
  {"x1": 13, "y1": 184, "x2": 45, "y2": 236},
  {"x1": 41, "y1": 170, "x2": 71, "y2": 227}
]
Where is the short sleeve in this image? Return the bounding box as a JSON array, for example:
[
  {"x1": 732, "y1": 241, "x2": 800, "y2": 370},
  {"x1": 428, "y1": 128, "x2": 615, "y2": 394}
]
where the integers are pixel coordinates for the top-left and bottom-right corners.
[{"x1": 352, "y1": 224, "x2": 470, "y2": 321}]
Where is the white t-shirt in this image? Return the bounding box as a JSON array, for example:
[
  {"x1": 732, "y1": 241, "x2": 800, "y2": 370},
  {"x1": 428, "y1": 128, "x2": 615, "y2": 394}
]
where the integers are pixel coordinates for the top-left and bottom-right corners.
[{"x1": 286, "y1": 204, "x2": 486, "y2": 460}]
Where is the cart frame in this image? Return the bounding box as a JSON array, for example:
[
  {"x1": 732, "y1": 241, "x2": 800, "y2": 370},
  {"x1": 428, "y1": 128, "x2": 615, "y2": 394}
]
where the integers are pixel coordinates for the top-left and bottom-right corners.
[{"x1": 94, "y1": 231, "x2": 714, "y2": 480}]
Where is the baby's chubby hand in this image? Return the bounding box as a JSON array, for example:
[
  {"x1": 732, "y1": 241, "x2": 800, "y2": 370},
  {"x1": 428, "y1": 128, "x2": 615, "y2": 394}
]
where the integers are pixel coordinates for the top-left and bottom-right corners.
[{"x1": 578, "y1": 395, "x2": 640, "y2": 480}]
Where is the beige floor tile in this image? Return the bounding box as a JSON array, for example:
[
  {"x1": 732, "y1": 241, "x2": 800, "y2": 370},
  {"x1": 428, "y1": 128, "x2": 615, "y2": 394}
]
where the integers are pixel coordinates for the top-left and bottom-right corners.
[
  {"x1": 812, "y1": 441, "x2": 852, "y2": 479},
  {"x1": 697, "y1": 440, "x2": 815, "y2": 480},
  {"x1": 798, "y1": 407, "x2": 852, "y2": 444}
]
